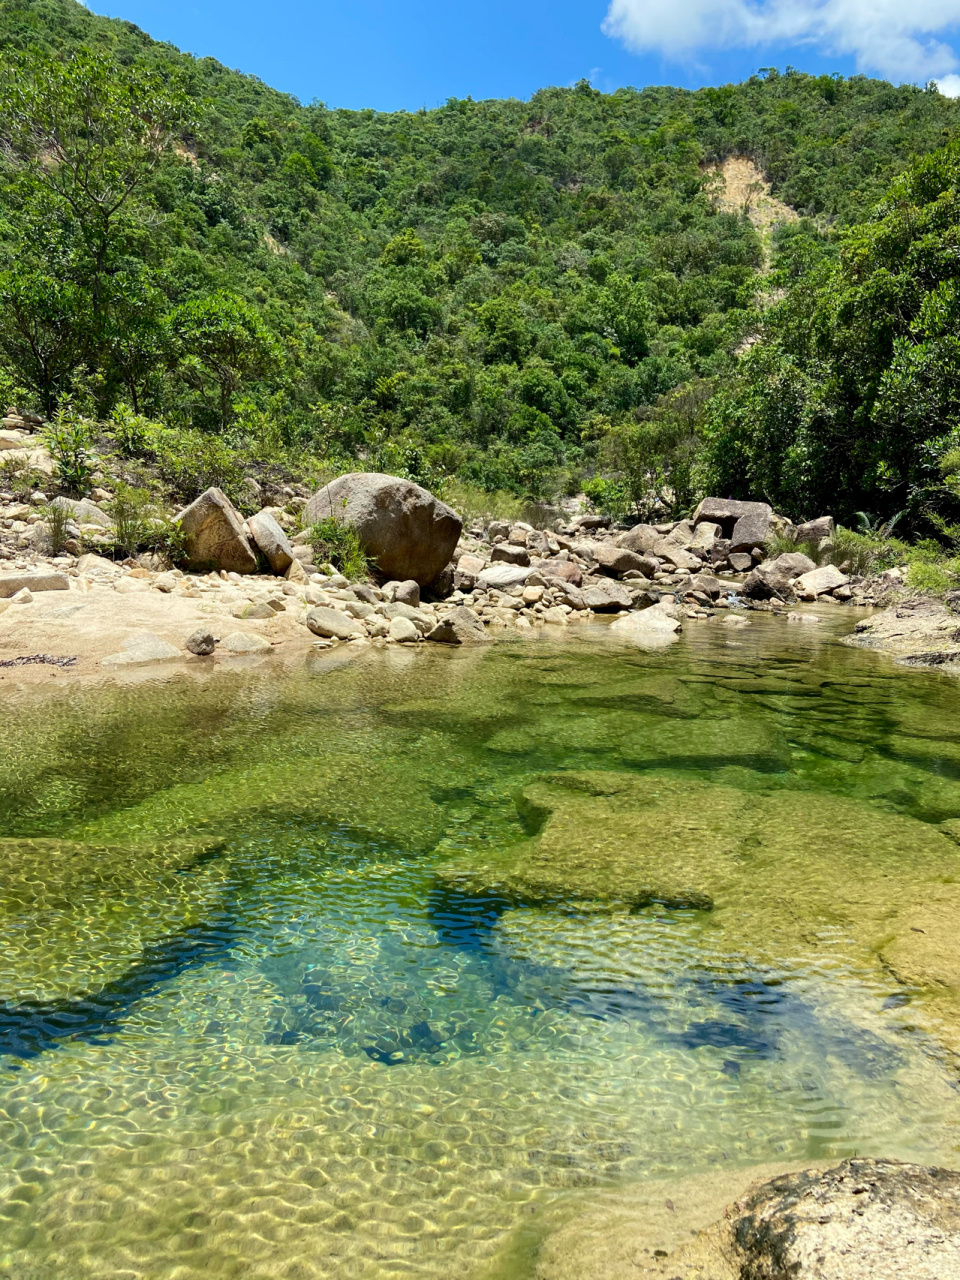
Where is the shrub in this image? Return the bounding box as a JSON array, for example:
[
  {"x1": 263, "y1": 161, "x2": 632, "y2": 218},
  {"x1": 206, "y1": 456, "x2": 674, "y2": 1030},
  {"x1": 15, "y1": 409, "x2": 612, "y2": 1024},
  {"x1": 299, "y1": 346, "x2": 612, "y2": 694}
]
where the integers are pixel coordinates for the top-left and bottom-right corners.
[
  {"x1": 42, "y1": 501, "x2": 70, "y2": 554},
  {"x1": 105, "y1": 483, "x2": 185, "y2": 561},
  {"x1": 905, "y1": 560, "x2": 956, "y2": 594},
  {"x1": 0, "y1": 455, "x2": 47, "y2": 500},
  {"x1": 303, "y1": 517, "x2": 370, "y2": 580},
  {"x1": 44, "y1": 410, "x2": 95, "y2": 495},
  {"x1": 148, "y1": 427, "x2": 246, "y2": 504},
  {"x1": 443, "y1": 479, "x2": 526, "y2": 527},
  {"x1": 109, "y1": 403, "x2": 153, "y2": 457}
]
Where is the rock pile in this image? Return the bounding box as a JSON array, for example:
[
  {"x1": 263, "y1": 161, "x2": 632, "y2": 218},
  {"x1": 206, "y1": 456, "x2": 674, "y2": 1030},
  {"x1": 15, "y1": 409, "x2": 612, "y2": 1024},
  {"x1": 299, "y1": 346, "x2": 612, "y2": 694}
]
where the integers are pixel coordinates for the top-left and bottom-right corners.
[{"x1": 0, "y1": 471, "x2": 870, "y2": 661}]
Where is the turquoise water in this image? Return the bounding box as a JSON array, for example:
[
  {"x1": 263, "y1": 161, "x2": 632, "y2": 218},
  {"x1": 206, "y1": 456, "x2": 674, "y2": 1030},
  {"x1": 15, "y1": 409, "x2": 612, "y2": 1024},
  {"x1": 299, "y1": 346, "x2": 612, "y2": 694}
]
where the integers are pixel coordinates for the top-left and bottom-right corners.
[{"x1": 0, "y1": 615, "x2": 957, "y2": 1278}]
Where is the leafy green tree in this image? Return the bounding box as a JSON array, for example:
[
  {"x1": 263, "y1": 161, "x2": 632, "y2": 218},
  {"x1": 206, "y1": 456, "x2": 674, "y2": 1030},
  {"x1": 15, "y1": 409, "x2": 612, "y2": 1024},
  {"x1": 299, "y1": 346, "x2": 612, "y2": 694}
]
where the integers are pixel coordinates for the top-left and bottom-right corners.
[
  {"x1": 0, "y1": 50, "x2": 193, "y2": 317},
  {"x1": 0, "y1": 271, "x2": 89, "y2": 414},
  {"x1": 167, "y1": 291, "x2": 280, "y2": 432}
]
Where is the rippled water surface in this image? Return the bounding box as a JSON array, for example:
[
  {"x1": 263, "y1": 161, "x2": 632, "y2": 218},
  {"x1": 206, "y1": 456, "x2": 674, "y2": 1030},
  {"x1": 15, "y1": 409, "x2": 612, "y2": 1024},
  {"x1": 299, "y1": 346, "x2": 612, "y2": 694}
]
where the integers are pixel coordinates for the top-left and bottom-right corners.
[{"x1": 0, "y1": 613, "x2": 958, "y2": 1278}]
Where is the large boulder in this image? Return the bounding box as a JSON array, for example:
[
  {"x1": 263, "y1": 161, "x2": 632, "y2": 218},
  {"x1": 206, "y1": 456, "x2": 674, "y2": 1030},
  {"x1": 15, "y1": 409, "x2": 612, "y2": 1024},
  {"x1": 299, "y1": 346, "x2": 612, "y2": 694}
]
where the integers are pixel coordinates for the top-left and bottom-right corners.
[
  {"x1": 795, "y1": 563, "x2": 849, "y2": 596},
  {"x1": 767, "y1": 551, "x2": 817, "y2": 577},
  {"x1": 692, "y1": 497, "x2": 775, "y2": 553},
  {"x1": 581, "y1": 579, "x2": 633, "y2": 611},
  {"x1": 743, "y1": 562, "x2": 795, "y2": 601},
  {"x1": 592, "y1": 543, "x2": 652, "y2": 578},
  {"x1": 654, "y1": 542, "x2": 702, "y2": 571},
  {"x1": 539, "y1": 560, "x2": 582, "y2": 587},
  {"x1": 728, "y1": 1159, "x2": 960, "y2": 1280},
  {"x1": 175, "y1": 487, "x2": 257, "y2": 574},
  {"x1": 795, "y1": 515, "x2": 835, "y2": 543},
  {"x1": 247, "y1": 509, "x2": 294, "y2": 574},
  {"x1": 616, "y1": 523, "x2": 660, "y2": 555},
  {"x1": 304, "y1": 472, "x2": 461, "y2": 587}
]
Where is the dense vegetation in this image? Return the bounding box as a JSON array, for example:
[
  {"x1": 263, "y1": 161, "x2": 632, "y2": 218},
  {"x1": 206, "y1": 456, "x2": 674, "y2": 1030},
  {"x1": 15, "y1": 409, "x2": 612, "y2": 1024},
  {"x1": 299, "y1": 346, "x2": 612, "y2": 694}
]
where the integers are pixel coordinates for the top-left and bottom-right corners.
[{"x1": 1, "y1": 0, "x2": 959, "y2": 527}]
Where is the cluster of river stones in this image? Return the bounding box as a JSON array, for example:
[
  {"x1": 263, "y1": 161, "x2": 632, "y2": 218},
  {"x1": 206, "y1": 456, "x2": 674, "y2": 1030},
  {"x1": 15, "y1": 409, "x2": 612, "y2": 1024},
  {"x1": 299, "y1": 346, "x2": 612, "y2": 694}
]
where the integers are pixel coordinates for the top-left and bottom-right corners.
[{"x1": 0, "y1": 471, "x2": 876, "y2": 657}]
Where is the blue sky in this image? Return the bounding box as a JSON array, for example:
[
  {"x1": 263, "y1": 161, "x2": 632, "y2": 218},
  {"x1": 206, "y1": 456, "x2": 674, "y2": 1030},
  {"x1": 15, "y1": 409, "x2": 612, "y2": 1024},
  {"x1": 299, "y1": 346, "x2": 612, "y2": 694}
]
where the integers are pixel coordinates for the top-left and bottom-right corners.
[{"x1": 89, "y1": 0, "x2": 960, "y2": 110}]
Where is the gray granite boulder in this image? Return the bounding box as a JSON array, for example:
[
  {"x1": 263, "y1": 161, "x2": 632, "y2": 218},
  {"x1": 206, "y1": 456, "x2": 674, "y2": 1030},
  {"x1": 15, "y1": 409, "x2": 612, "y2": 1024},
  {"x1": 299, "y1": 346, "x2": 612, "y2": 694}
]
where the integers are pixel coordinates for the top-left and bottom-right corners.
[
  {"x1": 247, "y1": 509, "x2": 294, "y2": 574},
  {"x1": 175, "y1": 488, "x2": 257, "y2": 574},
  {"x1": 426, "y1": 606, "x2": 491, "y2": 645},
  {"x1": 304, "y1": 472, "x2": 461, "y2": 586}
]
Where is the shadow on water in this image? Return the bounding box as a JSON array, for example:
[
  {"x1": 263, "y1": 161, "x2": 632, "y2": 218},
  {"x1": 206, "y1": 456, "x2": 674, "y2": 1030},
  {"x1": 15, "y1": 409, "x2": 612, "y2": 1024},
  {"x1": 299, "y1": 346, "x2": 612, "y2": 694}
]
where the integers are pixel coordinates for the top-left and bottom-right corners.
[{"x1": 0, "y1": 914, "x2": 240, "y2": 1064}]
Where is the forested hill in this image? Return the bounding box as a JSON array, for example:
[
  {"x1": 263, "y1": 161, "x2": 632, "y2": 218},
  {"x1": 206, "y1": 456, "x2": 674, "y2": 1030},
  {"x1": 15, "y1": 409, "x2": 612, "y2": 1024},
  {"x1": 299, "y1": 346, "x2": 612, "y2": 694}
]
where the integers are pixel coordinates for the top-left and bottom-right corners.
[{"x1": 1, "y1": 0, "x2": 959, "y2": 518}]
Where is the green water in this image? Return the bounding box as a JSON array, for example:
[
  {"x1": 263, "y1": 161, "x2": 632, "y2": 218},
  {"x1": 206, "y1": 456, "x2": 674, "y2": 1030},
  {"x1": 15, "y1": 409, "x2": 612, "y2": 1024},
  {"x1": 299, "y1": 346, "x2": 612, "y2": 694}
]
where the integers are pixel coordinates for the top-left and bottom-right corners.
[{"x1": 0, "y1": 613, "x2": 958, "y2": 1279}]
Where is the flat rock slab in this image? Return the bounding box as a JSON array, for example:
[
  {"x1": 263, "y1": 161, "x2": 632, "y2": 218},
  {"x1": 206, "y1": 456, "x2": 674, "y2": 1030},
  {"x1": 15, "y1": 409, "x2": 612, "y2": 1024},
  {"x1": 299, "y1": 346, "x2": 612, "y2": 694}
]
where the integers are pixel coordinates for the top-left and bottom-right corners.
[
  {"x1": 845, "y1": 598, "x2": 960, "y2": 669},
  {"x1": 101, "y1": 632, "x2": 181, "y2": 666},
  {"x1": 220, "y1": 630, "x2": 272, "y2": 654},
  {"x1": 0, "y1": 573, "x2": 69, "y2": 598},
  {"x1": 478, "y1": 563, "x2": 533, "y2": 589}
]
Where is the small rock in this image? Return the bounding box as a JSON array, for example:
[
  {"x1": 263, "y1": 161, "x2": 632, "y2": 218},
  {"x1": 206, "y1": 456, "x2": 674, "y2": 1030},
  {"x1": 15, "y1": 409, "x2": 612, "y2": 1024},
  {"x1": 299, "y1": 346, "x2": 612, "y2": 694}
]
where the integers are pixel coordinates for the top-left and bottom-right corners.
[
  {"x1": 389, "y1": 615, "x2": 419, "y2": 643},
  {"x1": 305, "y1": 606, "x2": 364, "y2": 640},
  {"x1": 238, "y1": 601, "x2": 275, "y2": 619},
  {"x1": 394, "y1": 579, "x2": 421, "y2": 606},
  {"x1": 11, "y1": 587, "x2": 33, "y2": 603},
  {"x1": 185, "y1": 628, "x2": 216, "y2": 656},
  {"x1": 425, "y1": 606, "x2": 491, "y2": 645}
]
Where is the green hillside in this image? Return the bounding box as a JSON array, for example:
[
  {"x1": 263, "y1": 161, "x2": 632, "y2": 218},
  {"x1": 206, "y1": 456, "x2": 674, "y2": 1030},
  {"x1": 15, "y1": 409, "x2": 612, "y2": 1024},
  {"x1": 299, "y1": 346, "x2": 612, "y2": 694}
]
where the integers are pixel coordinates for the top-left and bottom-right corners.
[{"x1": 1, "y1": 0, "x2": 959, "y2": 522}]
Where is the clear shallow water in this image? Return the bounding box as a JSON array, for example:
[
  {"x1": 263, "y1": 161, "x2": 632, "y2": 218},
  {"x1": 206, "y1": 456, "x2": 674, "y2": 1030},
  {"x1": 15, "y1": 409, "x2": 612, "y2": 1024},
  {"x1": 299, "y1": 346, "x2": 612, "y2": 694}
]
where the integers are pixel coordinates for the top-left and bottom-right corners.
[{"x1": 0, "y1": 616, "x2": 957, "y2": 1278}]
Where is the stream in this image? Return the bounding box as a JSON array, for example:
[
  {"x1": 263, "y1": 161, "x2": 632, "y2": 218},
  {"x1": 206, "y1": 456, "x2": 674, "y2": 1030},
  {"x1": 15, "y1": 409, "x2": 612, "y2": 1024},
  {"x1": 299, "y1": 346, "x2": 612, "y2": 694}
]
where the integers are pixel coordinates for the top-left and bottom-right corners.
[{"x1": 0, "y1": 612, "x2": 957, "y2": 1278}]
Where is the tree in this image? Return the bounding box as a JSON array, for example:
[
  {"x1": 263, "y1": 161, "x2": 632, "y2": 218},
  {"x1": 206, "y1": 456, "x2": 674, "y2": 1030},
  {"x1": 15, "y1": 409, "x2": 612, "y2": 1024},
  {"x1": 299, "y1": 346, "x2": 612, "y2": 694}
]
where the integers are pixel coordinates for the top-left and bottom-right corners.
[
  {"x1": 0, "y1": 50, "x2": 194, "y2": 317},
  {"x1": 168, "y1": 292, "x2": 280, "y2": 431},
  {"x1": 0, "y1": 271, "x2": 90, "y2": 415}
]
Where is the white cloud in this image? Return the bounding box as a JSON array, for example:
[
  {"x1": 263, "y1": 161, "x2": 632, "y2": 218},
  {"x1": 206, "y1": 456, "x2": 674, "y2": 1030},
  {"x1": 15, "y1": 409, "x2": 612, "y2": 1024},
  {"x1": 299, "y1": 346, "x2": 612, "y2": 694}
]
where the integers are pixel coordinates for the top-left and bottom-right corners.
[
  {"x1": 935, "y1": 71, "x2": 960, "y2": 91},
  {"x1": 602, "y1": 0, "x2": 960, "y2": 81}
]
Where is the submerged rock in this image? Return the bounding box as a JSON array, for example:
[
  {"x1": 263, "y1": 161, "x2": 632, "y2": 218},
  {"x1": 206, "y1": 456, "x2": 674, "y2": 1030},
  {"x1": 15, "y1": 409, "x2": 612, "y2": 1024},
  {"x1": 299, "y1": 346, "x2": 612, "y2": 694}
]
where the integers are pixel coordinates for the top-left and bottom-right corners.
[
  {"x1": 101, "y1": 633, "x2": 181, "y2": 666},
  {"x1": 609, "y1": 602, "x2": 681, "y2": 648},
  {"x1": 436, "y1": 769, "x2": 960, "y2": 1038},
  {"x1": 534, "y1": 1158, "x2": 960, "y2": 1280}
]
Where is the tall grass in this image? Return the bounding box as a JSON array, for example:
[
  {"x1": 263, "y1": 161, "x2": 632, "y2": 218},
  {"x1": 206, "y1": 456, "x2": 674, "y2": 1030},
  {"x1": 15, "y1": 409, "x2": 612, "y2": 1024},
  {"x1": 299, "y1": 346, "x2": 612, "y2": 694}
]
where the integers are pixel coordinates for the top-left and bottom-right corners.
[{"x1": 303, "y1": 518, "x2": 370, "y2": 580}]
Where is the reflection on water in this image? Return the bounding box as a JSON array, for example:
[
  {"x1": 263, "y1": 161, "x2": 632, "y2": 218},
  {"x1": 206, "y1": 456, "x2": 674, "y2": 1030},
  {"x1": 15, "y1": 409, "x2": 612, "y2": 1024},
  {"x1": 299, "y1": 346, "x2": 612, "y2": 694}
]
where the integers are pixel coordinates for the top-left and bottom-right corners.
[{"x1": 0, "y1": 614, "x2": 957, "y2": 1278}]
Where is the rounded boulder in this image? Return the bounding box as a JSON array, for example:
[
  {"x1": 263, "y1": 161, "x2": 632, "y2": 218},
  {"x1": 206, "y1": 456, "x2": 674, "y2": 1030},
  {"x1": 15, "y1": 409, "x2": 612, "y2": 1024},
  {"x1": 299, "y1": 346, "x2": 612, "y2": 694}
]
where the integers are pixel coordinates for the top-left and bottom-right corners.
[{"x1": 303, "y1": 473, "x2": 462, "y2": 588}]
